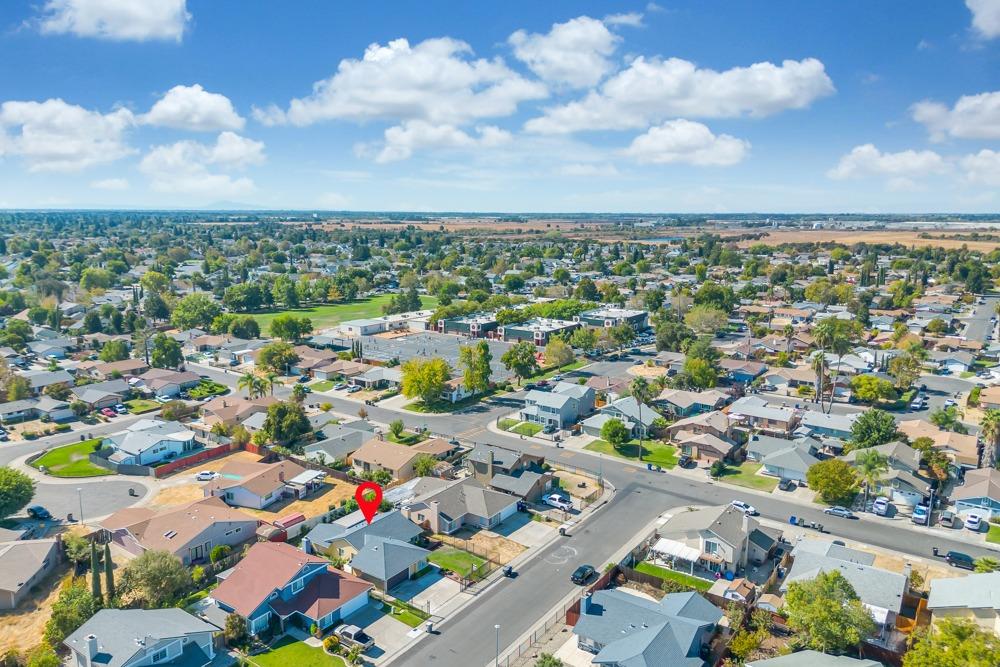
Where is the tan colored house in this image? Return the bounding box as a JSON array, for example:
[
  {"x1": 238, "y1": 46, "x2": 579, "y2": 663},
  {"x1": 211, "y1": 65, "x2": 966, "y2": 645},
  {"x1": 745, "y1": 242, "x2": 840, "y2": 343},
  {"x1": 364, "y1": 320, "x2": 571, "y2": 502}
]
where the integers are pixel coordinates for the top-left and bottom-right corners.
[
  {"x1": 200, "y1": 395, "x2": 278, "y2": 429},
  {"x1": 897, "y1": 419, "x2": 979, "y2": 467},
  {"x1": 204, "y1": 459, "x2": 312, "y2": 509},
  {"x1": 928, "y1": 572, "x2": 1000, "y2": 634},
  {"x1": 980, "y1": 385, "x2": 1000, "y2": 411},
  {"x1": 350, "y1": 438, "x2": 455, "y2": 481},
  {"x1": 665, "y1": 410, "x2": 732, "y2": 443}
]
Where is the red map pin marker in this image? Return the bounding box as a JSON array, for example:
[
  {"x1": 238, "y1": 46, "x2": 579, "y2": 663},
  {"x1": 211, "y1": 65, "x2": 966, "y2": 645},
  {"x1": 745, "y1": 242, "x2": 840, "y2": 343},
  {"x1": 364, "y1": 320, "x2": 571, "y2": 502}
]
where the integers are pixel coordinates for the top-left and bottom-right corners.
[{"x1": 355, "y1": 481, "x2": 383, "y2": 525}]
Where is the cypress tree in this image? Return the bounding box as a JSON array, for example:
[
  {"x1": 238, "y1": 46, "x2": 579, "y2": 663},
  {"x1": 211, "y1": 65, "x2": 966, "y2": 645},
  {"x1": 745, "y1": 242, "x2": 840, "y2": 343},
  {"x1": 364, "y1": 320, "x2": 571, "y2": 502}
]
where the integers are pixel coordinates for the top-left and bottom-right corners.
[
  {"x1": 90, "y1": 542, "x2": 102, "y2": 601},
  {"x1": 103, "y1": 542, "x2": 115, "y2": 602}
]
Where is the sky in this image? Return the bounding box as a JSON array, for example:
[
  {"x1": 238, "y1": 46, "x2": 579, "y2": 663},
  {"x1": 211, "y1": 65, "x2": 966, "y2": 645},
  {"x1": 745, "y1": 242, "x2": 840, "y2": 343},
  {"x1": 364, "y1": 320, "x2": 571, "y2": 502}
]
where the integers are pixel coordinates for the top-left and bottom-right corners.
[{"x1": 0, "y1": 0, "x2": 998, "y2": 213}]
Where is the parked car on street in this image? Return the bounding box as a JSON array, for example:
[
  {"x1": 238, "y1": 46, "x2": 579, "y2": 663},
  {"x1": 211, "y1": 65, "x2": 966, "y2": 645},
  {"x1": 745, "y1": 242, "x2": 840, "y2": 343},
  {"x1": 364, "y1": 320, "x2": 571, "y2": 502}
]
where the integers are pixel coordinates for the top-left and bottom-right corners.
[
  {"x1": 544, "y1": 494, "x2": 573, "y2": 512},
  {"x1": 571, "y1": 564, "x2": 596, "y2": 585},
  {"x1": 945, "y1": 551, "x2": 975, "y2": 570},
  {"x1": 940, "y1": 510, "x2": 956, "y2": 528},
  {"x1": 27, "y1": 505, "x2": 52, "y2": 520},
  {"x1": 730, "y1": 500, "x2": 758, "y2": 516},
  {"x1": 823, "y1": 506, "x2": 856, "y2": 519}
]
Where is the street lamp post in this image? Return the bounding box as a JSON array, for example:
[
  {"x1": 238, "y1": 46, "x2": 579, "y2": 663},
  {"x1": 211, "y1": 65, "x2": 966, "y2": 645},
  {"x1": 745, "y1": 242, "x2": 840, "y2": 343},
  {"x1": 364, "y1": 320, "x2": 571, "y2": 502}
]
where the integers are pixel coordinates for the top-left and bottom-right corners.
[
  {"x1": 494, "y1": 624, "x2": 501, "y2": 667},
  {"x1": 76, "y1": 488, "x2": 84, "y2": 524}
]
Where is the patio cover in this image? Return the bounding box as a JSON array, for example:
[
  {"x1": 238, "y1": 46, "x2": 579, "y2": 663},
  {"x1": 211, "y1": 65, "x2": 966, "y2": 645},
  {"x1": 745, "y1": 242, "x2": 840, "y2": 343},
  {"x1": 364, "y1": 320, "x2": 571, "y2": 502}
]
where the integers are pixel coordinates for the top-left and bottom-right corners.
[{"x1": 651, "y1": 538, "x2": 701, "y2": 563}]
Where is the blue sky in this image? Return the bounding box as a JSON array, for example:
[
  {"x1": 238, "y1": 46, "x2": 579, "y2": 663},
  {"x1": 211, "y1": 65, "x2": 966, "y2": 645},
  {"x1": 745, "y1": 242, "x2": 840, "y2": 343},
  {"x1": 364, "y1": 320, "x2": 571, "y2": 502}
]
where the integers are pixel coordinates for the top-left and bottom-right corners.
[{"x1": 0, "y1": 0, "x2": 998, "y2": 212}]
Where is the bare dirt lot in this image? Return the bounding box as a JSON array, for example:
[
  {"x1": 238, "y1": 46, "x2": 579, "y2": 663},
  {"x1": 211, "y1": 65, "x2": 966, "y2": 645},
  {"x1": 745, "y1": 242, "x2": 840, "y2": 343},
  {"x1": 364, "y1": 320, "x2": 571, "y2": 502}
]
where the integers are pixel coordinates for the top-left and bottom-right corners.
[
  {"x1": 554, "y1": 469, "x2": 601, "y2": 501},
  {"x1": 434, "y1": 527, "x2": 526, "y2": 565},
  {"x1": 724, "y1": 229, "x2": 1000, "y2": 251}
]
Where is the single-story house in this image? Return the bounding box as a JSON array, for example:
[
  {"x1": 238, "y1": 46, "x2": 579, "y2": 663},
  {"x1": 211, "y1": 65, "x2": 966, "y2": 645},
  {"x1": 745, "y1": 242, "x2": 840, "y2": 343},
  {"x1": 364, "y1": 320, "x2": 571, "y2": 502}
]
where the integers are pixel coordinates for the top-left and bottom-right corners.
[
  {"x1": 401, "y1": 478, "x2": 518, "y2": 535},
  {"x1": 138, "y1": 368, "x2": 202, "y2": 397},
  {"x1": 952, "y1": 468, "x2": 1000, "y2": 519},
  {"x1": 204, "y1": 459, "x2": 315, "y2": 510},
  {"x1": 927, "y1": 571, "x2": 1000, "y2": 635},
  {"x1": 655, "y1": 389, "x2": 729, "y2": 418},
  {"x1": 103, "y1": 419, "x2": 198, "y2": 467},
  {"x1": 0, "y1": 538, "x2": 59, "y2": 610},
  {"x1": 746, "y1": 434, "x2": 819, "y2": 484},
  {"x1": 71, "y1": 378, "x2": 129, "y2": 410},
  {"x1": 350, "y1": 438, "x2": 456, "y2": 482}
]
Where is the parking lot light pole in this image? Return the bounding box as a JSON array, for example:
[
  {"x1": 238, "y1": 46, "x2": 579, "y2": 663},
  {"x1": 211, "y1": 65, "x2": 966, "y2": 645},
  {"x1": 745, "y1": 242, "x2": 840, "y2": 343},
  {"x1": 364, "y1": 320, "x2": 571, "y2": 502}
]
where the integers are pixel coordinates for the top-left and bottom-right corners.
[
  {"x1": 494, "y1": 624, "x2": 501, "y2": 667},
  {"x1": 76, "y1": 488, "x2": 84, "y2": 523}
]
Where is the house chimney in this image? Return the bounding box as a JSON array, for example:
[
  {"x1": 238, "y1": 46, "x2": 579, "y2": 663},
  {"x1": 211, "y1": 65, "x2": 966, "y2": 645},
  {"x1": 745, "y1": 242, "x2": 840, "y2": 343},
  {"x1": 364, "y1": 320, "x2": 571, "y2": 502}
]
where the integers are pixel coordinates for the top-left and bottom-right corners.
[
  {"x1": 302, "y1": 536, "x2": 313, "y2": 555},
  {"x1": 83, "y1": 634, "x2": 98, "y2": 665}
]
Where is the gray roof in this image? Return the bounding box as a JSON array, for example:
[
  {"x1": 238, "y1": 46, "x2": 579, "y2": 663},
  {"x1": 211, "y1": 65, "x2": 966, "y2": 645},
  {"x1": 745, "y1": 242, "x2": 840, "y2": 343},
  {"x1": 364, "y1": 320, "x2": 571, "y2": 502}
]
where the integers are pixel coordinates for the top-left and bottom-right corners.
[
  {"x1": 605, "y1": 396, "x2": 658, "y2": 427},
  {"x1": 65, "y1": 608, "x2": 217, "y2": 667},
  {"x1": 305, "y1": 509, "x2": 422, "y2": 551},
  {"x1": 747, "y1": 651, "x2": 881, "y2": 667},
  {"x1": 303, "y1": 423, "x2": 374, "y2": 463},
  {"x1": 783, "y1": 547, "x2": 906, "y2": 615},
  {"x1": 575, "y1": 589, "x2": 721, "y2": 667},
  {"x1": 841, "y1": 441, "x2": 920, "y2": 471},
  {"x1": 489, "y1": 469, "x2": 547, "y2": 497},
  {"x1": 799, "y1": 410, "x2": 856, "y2": 433},
  {"x1": 23, "y1": 369, "x2": 74, "y2": 389},
  {"x1": 790, "y1": 537, "x2": 875, "y2": 565},
  {"x1": 552, "y1": 382, "x2": 593, "y2": 400},
  {"x1": 524, "y1": 390, "x2": 574, "y2": 409},
  {"x1": 762, "y1": 445, "x2": 819, "y2": 475},
  {"x1": 348, "y1": 535, "x2": 429, "y2": 582},
  {"x1": 467, "y1": 443, "x2": 524, "y2": 469},
  {"x1": 928, "y1": 572, "x2": 1000, "y2": 611},
  {"x1": 0, "y1": 539, "x2": 57, "y2": 595},
  {"x1": 105, "y1": 419, "x2": 194, "y2": 457},
  {"x1": 0, "y1": 398, "x2": 38, "y2": 415},
  {"x1": 660, "y1": 506, "x2": 752, "y2": 550},
  {"x1": 417, "y1": 478, "x2": 517, "y2": 522}
]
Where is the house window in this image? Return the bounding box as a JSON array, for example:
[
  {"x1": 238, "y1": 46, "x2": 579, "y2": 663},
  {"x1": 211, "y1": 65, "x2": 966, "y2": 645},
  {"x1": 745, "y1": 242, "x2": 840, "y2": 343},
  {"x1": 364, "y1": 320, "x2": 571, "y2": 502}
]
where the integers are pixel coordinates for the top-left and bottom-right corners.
[
  {"x1": 152, "y1": 648, "x2": 168, "y2": 663},
  {"x1": 291, "y1": 579, "x2": 304, "y2": 593},
  {"x1": 705, "y1": 541, "x2": 718, "y2": 555}
]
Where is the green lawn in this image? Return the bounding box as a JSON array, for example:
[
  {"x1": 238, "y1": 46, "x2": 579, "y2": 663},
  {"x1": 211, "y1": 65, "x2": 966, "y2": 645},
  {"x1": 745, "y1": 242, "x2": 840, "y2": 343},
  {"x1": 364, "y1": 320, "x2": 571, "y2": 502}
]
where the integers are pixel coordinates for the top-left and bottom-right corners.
[
  {"x1": 125, "y1": 398, "x2": 161, "y2": 414},
  {"x1": 249, "y1": 295, "x2": 439, "y2": 332},
  {"x1": 498, "y1": 418, "x2": 519, "y2": 431},
  {"x1": 310, "y1": 380, "x2": 335, "y2": 392},
  {"x1": 511, "y1": 422, "x2": 543, "y2": 436},
  {"x1": 428, "y1": 547, "x2": 487, "y2": 579},
  {"x1": 585, "y1": 438, "x2": 678, "y2": 469},
  {"x1": 378, "y1": 598, "x2": 430, "y2": 628},
  {"x1": 188, "y1": 380, "x2": 229, "y2": 399},
  {"x1": 386, "y1": 431, "x2": 426, "y2": 446},
  {"x1": 531, "y1": 359, "x2": 589, "y2": 381},
  {"x1": 30, "y1": 438, "x2": 111, "y2": 477},
  {"x1": 403, "y1": 387, "x2": 497, "y2": 414},
  {"x1": 715, "y1": 463, "x2": 779, "y2": 492},
  {"x1": 634, "y1": 562, "x2": 712, "y2": 592},
  {"x1": 246, "y1": 636, "x2": 346, "y2": 667},
  {"x1": 988, "y1": 525, "x2": 1000, "y2": 545}
]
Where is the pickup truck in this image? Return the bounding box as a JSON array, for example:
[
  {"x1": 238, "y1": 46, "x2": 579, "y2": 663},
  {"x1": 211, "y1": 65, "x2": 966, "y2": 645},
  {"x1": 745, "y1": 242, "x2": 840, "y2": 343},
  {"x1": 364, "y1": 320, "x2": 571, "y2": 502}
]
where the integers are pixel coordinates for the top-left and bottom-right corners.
[{"x1": 334, "y1": 624, "x2": 374, "y2": 650}]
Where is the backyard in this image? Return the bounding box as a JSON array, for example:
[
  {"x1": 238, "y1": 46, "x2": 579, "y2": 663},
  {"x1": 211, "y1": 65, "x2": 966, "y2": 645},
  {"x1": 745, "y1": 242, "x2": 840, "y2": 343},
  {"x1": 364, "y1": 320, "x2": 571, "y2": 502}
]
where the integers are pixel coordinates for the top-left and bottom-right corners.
[
  {"x1": 245, "y1": 636, "x2": 346, "y2": 667},
  {"x1": 427, "y1": 546, "x2": 488, "y2": 579},
  {"x1": 249, "y1": 295, "x2": 438, "y2": 332},
  {"x1": 714, "y1": 462, "x2": 779, "y2": 492},
  {"x1": 386, "y1": 430, "x2": 426, "y2": 445},
  {"x1": 30, "y1": 438, "x2": 110, "y2": 477},
  {"x1": 634, "y1": 561, "x2": 713, "y2": 592},
  {"x1": 585, "y1": 438, "x2": 678, "y2": 469}
]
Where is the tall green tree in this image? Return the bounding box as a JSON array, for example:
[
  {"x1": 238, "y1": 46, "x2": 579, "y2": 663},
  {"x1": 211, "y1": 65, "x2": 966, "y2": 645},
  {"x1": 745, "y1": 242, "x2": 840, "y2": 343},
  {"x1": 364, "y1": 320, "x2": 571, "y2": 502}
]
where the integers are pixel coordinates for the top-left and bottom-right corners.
[
  {"x1": 904, "y1": 618, "x2": 1000, "y2": 667},
  {"x1": 806, "y1": 459, "x2": 858, "y2": 504},
  {"x1": 90, "y1": 542, "x2": 102, "y2": 601},
  {"x1": 850, "y1": 409, "x2": 898, "y2": 449},
  {"x1": 401, "y1": 357, "x2": 451, "y2": 406},
  {"x1": 500, "y1": 342, "x2": 539, "y2": 386},
  {"x1": 0, "y1": 467, "x2": 34, "y2": 520},
  {"x1": 103, "y1": 541, "x2": 115, "y2": 602},
  {"x1": 257, "y1": 341, "x2": 299, "y2": 374},
  {"x1": 150, "y1": 333, "x2": 182, "y2": 369},
  {"x1": 855, "y1": 448, "x2": 888, "y2": 508},
  {"x1": 785, "y1": 570, "x2": 876, "y2": 654},
  {"x1": 980, "y1": 409, "x2": 1000, "y2": 469},
  {"x1": 458, "y1": 340, "x2": 493, "y2": 396}
]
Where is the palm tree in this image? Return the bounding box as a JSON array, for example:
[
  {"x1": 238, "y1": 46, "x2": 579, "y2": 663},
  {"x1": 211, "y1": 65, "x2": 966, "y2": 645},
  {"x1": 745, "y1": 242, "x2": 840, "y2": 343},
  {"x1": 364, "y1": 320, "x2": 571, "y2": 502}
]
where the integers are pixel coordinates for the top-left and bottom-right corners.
[
  {"x1": 629, "y1": 376, "x2": 653, "y2": 462},
  {"x1": 813, "y1": 319, "x2": 859, "y2": 413},
  {"x1": 238, "y1": 372, "x2": 265, "y2": 399},
  {"x1": 856, "y1": 448, "x2": 888, "y2": 509},
  {"x1": 980, "y1": 409, "x2": 1000, "y2": 469},
  {"x1": 264, "y1": 372, "x2": 279, "y2": 396}
]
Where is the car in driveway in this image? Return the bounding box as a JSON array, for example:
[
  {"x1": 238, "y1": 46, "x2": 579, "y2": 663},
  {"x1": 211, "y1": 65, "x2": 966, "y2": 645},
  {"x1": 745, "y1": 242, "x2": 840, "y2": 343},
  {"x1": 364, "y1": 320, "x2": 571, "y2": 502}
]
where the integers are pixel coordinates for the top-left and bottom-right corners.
[
  {"x1": 778, "y1": 478, "x2": 796, "y2": 492},
  {"x1": 945, "y1": 551, "x2": 975, "y2": 570},
  {"x1": 964, "y1": 513, "x2": 983, "y2": 532},
  {"x1": 677, "y1": 455, "x2": 692, "y2": 469},
  {"x1": 872, "y1": 497, "x2": 890, "y2": 516},
  {"x1": 571, "y1": 564, "x2": 596, "y2": 585},
  {"x1": 333, "y1": 383, "x2": 348, "y2": 391},
  {"x1": 114, "y1": 403, "x2": 128, "y2": 414},
  {"x1": 730, "y1": 500, "x2": 758, "y2": 516},
  {"x1": 823, "y1": 506, "x2": 856, "y2": 519},
  {"x1": 347, "y1": 385, "x2": 362, "y2": 393},
  {"x1": 334, "y1": 624, "x2": 374, "y2": 650},
  {"x1": 100, "y1": 407, "x2": 116, "y2": 417},
  {"x1": 544, "y1": 494, "x2": 573, "y2": 511},
  {"x1": 912, "y1": 505, "x2": 929, "y2": 525},
  {"x1": 195, "y1": 471, "x2": 219, "y2": 481},
  {"x1": 26, "y1": 505, "x2": 52, "y2": 520}
]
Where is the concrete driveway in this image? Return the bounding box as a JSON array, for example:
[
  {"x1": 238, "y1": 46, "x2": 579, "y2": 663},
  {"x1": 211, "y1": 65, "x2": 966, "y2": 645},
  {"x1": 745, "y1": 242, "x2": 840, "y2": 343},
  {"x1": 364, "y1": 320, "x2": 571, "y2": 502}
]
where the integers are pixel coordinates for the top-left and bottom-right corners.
[
  {"x1": 392, "y1": 570, "x2": 461, "y2": 615},
  {"x1": 345, "y1": 602, "x2": 413, "y2": 661},
  {"x1": 495, "y1": 512, "x2": 557, "y2": 548}
]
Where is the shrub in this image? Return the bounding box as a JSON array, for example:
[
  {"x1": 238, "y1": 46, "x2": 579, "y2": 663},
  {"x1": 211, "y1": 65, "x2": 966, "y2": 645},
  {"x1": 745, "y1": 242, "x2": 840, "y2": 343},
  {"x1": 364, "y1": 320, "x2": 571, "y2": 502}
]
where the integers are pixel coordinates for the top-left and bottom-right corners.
[
  {"x1": 322, "y1": 635, "x2": 340, "y2": 653},
  {"x1": 209, "y1": 545, "x2": 232, "y2": 563}
]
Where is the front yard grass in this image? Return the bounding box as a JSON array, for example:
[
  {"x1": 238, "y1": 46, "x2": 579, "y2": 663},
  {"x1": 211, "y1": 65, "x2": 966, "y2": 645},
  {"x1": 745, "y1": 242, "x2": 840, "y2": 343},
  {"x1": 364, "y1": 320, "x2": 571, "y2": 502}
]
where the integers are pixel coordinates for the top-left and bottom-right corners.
[
  {"x1": 988, "y1": 524, "x2": 1000, "y2": 545},
  {"x1": 378, "y1": 597, "x2": 430, "y2": 628},
  {"x1": 246, "y1": 636, "x2": 346, "y2": 667},
  {"x1": 715, "y1": 462, "x2": 779, "y2": 492},
  {"x1": 30, "y1": 438, "x2": 111, "y2": 477},
  {"x1": 585, "y1": 438, "x2": 678, "y2": 469},
  {"x1": 427, "y1": 547, "x2": 487, "y2": 579},
  {"x1": 510, "y1": 422, "x2": 543, "y2": 436},
  {"x1": 634, "y1": 561, "x2": 712, "y2": 592},
  {"x1": 249, "y1": 296, "x2": 439, "y2": 331},
  {"x1": 125, "y1": 398, "x2": 160, "y2": 414},
  {"x1": 531, "y1": 359, "x2": 588, "y2": 381},
  {"x1": 188, "y1": 380, "x2": 229, "y2": 399},
  {"x1": 403, "y1": 388, "x2": 498, "y2": 413},
  {"x1": 310, "y1": 380, "x2": 335, "y2": 392},
  {"x1": 498, "y1": 418, "x2": 519, "y2": 431}
]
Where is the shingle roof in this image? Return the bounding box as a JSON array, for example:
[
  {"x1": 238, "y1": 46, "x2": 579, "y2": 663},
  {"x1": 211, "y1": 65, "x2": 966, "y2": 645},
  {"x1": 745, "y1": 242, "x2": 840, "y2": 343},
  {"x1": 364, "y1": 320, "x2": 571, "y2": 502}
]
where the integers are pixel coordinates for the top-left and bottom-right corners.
[
  {"x1": 211, "y1": 541, "x2": 330, "y2": 617},
  {"x1": 65, "y1": 609, "x2": 217, "y2": 667},
  {"x1": 0, "y1": 539, "x2": 57, "y2": 595},
  {"x1": 348, "y1": 536, "x2": 429, "y2": 582},
  {"x1": 928, "y1": 572, "x2": 1000, "y2": 611},
  {"x1": 305, "y1": 510, "x2": 422, "y2": 551}
]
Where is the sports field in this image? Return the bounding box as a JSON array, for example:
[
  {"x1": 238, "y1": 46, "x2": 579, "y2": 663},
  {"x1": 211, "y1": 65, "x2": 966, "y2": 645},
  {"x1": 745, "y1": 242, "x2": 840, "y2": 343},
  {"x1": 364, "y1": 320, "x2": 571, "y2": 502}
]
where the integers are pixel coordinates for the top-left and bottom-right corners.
[{"x1": 249, "y1": 295, "x2": 438, "y2": 331}]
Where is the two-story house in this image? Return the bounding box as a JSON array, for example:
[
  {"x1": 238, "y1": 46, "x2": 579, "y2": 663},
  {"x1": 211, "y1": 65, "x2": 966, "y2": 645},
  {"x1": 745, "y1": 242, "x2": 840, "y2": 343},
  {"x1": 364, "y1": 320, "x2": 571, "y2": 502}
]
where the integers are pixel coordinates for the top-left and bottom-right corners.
[
  {"x1": 65, "y1": 609, "x2": 218, "y2": 667},
  {"x1": 465, "y1": 443, "x2": 554, "y2": 502},
  {"x1": 211, "y1": 541, "x2": 372, "y2": 636},
  {"x1": 519, "y1": 382, "x2": 595, "y2": 430},
  {"x1": 654, "y1": 505, "x2": 778, "y2": 575}
]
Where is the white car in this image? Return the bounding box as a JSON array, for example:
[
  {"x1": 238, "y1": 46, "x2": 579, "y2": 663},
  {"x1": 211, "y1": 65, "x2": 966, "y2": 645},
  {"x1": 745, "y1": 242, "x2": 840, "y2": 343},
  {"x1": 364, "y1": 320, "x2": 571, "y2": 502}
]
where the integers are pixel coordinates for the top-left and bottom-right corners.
[
  {"x1": 965, "y1": 513, "x2": 983, "y2": 532},
  {"x1": 543, "y1": 494, "x2": 573, "y2": 512},
  {"x1": 730, "y1": 500, "x2": 758, "y2": 516},
  {"x1": 195, "y1": 471, "x2": 219, "y2": 481},
  {"x1": 872, "y1": 497, "x2": 890, "y2": 516}
]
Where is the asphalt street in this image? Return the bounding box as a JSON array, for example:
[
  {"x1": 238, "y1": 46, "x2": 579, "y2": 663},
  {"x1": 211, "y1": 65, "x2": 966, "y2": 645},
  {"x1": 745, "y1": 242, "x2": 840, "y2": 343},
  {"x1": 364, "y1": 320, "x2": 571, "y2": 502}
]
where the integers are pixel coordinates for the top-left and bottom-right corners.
[{"x1": 963, "y1": 295, "x2": 998, "y2": 344}]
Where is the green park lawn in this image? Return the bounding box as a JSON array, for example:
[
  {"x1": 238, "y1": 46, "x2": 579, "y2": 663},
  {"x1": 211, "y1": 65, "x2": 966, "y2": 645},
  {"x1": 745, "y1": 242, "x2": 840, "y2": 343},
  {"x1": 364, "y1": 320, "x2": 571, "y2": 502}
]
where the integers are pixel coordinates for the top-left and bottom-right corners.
[
  {"x1": 310, "y1": 380, "x2": 336, "y2": 392},
  {"x1": 124, "y1": 398, "x2": 160, "y2": 414},
  {"x1": 246, "y1": 636, "x2": 346, "y2": 667},
  {"x1": 634, "y1": 562, "x2": 712, "y2": 592},
  {"x1": 510, "y1": 422, "x2": 543, "y2": 436},
  {"x1": 715, "y1": 462, "x2": 779, "y2": 492},
  {"x1": 250, "y1": 295, "x2": 439, "y2": 332},
  {"x1": 531, "y1": 359, "x2": 588, "y2": 380},
  {"x1": 428, "y1": 547, "x2": 487, "y2": 579},
  {"x1": 30, "y1": 438, "x2": 110, "y2": 477},
  {"x1": 585, "y1": 438, "x2": 678, "y2": 469},
  {"x1": 988, "y1": 525, "x2": 1000, "y2": 545}
]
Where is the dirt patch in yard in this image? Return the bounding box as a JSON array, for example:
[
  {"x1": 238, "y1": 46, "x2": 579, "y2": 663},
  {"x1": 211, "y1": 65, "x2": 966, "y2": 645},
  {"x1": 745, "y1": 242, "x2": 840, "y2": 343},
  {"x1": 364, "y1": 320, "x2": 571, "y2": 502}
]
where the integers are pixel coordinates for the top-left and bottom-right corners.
[
  {"x1": 148, "y1": 484, "x2": 206, "y2": 508},
  {"x1": 859, "y1": 549, "x2": 962, "y2": 588},
  {"x1": 244, "y1": 480, "x2": 359, "y2": 520},
  {"x1": 554, "y1": 469, "x2": 601, "y2": 501},
  {"x1": 627, "y1": 365, "x2": 668, "y2": 379},
  {"x1": 434, "y1": 528, "x2": 526, "y2": 565},
  {"x1": 0, "y1": 565, "x2": 72, "y2": 652}
]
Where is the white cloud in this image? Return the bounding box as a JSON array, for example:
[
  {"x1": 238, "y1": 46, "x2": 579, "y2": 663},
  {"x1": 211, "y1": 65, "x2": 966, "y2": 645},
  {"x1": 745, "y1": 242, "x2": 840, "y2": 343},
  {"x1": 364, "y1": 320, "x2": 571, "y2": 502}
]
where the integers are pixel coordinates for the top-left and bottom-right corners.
[
  {"x1": 960, "y1": 149, "x2": 1000, "y2": 186},
  {"x1": 604, "y1": 12, "x2": 644, "y2": 27},
  {"x1": 646, "y1": 2, "x2": 665, "y2": 12},
  {"x1": 509, "y1": 16, "x2": 620, "y2": 89},
  {"x1": 911, "y1": 91, "x2": 1000, "y2": 141},
  {"x1": 142, "y1": 84, "x2": 244, "y2": 131},
  {"x1": 557, "y1": 163, "x2": 620, "y2": 177},
  {"x1": 0, "y1": 98, "x2": 135, "y2": 171},
  {"x1": 967, "y1": 0, "x2": 1000, "y2": 39},
  {"x1": 139, "y1": 131, "x2": 264, "y2": 195},
  {"x1": 253, "y1": 37, "x2": 546, "y2": 127},
  {"x1": 525, "y1": 56, "x2": 834, "y2": 133},
  {"x1": 374, "y1": 120, "x2": 512, "y2": 163},
  {"x1": 827, "y1": 144, "x2": 949, "y2": 180},
  {"x1": 90, "y1": 177, "x2": 129, "y2": 190},
  {"x1": 622, "y1": 119, "x2": 749, "y2": 166},
  {"x1": 38, "y1": 0, "x2": 190, "y2": 42}
]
